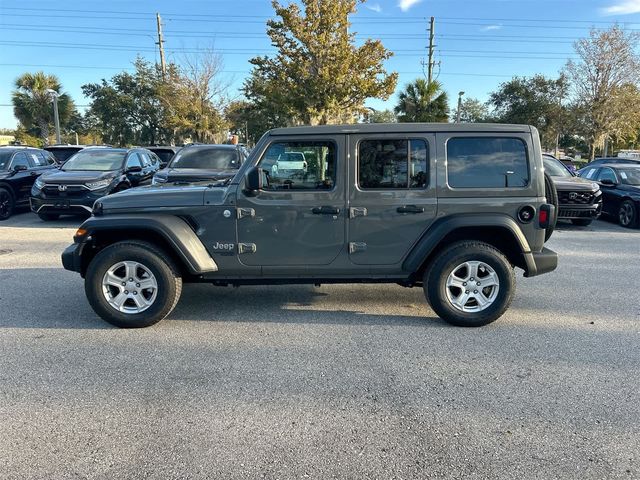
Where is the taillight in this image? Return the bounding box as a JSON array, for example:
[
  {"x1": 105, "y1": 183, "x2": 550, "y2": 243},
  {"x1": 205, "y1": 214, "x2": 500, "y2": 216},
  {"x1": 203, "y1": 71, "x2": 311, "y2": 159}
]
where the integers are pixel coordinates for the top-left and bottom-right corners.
[{"x1": 539, "y1": 204, "x2": 551, "y2": 228}]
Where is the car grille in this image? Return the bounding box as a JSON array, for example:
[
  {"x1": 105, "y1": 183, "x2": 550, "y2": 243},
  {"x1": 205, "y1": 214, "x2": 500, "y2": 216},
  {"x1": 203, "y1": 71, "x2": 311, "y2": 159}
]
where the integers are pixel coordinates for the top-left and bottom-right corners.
[
  {"x1": 559, "y1": 208, "x2": 595, "y2": 218},
  {"x1": 558, "y1": 191, "x2": 594, "y2": 205},
  {"x1": 42, "y1": 184, "x2": 89, "y2": 198}
]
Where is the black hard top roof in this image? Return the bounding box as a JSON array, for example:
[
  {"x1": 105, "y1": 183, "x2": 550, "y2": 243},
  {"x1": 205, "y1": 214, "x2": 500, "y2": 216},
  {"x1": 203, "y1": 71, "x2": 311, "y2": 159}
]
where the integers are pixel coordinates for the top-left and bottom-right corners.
[{"x1": 269, "y1": 123, "x2": 534, "y2": 136}]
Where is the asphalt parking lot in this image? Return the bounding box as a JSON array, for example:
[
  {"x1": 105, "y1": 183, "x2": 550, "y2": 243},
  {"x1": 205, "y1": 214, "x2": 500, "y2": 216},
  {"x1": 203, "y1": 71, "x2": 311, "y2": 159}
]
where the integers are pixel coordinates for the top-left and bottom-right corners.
[{"x1": 0, "y1": 211, "x2": 638, "y2": 479}]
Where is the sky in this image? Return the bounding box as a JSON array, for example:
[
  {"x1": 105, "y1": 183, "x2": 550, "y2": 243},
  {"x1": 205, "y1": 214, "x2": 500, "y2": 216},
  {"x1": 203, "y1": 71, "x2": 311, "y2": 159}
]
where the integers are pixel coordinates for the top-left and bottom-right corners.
[{"x1": 1, "y1": 0, "x2": 640, "y2": 129}]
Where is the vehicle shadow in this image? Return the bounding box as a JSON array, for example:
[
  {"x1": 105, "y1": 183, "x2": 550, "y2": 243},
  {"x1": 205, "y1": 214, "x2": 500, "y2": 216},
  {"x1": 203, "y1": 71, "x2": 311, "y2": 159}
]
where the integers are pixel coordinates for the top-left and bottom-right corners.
[
  {"x1": 0, "y1": 268, "x2": 445, "y2": 330},
  {"x1": 1, "y1": 210, "x2": 85, "y2": 229}
]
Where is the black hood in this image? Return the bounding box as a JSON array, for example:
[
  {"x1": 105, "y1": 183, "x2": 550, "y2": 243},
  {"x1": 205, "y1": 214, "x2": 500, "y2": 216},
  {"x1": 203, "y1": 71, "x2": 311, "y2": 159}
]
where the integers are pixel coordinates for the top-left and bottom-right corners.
[
  {"x1": 549, "y1": 176, "x2": 599, "y2": 192},
  {"x1": 158, "y1": 168, "x2": 237, "y2": 183},
  {"x1": 41, "y1": 169, "x2": 119, "y2": 184}
]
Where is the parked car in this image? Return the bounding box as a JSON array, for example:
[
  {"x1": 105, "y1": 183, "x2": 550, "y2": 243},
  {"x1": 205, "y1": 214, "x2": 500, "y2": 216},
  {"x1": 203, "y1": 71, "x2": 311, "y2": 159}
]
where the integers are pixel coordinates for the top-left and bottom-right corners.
[
  {"x1": 44, "y1": 144, "x2": 86, "y2": 164},
  {"x1": 30, "y1": 147, "x2": 160, "y2": 220},
  {"x1": 0, "y1": 146, "x2": 57, "y2": 220},
  {"x1": 146, "y1": 146, "x2": 181, "y2": 168},
  {"x1": 152, "y1": 144, "x2": 248, "y2": 185},
  {"x1": 577, "y1": 163, "x2": 640, "y2": 228},
  {"x1": 62, "y1": 123, "x2": 558, "y2": 329},
  {"x1": 585, "y1": 157, "x2": 640, "y2": 167},
  {"x1": 543, "y1": 154, "x2": 602, "y2": 226}
]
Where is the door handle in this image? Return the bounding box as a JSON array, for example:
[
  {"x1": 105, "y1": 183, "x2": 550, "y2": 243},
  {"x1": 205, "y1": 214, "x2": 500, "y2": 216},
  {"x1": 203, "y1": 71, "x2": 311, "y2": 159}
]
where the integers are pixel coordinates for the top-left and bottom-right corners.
[
  {"x1": 312, "y1": 206, "x2": 340, "y2": 215},
  {"x1": 397, "y1": 205, "x2": 425, "y2": 214}
]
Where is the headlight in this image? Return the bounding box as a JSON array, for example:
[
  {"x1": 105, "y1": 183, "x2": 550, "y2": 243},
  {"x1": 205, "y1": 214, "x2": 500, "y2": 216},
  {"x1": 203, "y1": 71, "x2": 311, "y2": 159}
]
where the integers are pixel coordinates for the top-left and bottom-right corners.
[
  {"x1": 85, "y1": 178, "x2": 113, "y2": 191},
  {"x1": 34, "y1": 177, "x2": 46, "y2": 189},
  {"x1": 152, "y1": 175, "x2": 167, "y2": 185}
]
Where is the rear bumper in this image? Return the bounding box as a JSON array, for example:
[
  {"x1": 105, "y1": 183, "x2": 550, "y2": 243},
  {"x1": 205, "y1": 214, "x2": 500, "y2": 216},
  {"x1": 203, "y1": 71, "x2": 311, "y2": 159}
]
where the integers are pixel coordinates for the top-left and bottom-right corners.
[{"x1": 523, "y1": 247, "x2": 558, "y2": 278}]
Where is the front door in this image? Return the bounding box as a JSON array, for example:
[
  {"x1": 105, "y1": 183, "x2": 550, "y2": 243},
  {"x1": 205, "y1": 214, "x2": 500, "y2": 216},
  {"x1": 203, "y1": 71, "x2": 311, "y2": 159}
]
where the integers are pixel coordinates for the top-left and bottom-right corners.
[
  {"x1": 347, "y1": 133, "x2": 438, "y2": 265},
  {"x1": 236, "y1": 136, "x2": 346, "y2": 267},
  {"x1": 8, "y1": 152, "x2": 34, "y2": 203}
]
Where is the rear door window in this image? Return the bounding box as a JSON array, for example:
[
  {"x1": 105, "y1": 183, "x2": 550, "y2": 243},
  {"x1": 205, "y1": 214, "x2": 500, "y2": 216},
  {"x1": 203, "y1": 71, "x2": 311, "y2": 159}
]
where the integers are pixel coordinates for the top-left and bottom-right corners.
[
  {"x1": 358, "y1": 139, "x2": 428, "y2": 189},
  {"x1": 446, "y1": 137, "x2": 529, "y2": 188}
]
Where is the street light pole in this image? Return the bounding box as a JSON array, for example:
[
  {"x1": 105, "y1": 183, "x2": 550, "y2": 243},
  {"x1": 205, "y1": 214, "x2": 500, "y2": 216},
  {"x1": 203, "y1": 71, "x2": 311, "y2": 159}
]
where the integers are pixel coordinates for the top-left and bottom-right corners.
[
  {"x1": 46, "y1": 89, "x2": 61, "y2": 144},
  {"x1": 456, "y1": 91, "x2": 465, "y2": 123}
]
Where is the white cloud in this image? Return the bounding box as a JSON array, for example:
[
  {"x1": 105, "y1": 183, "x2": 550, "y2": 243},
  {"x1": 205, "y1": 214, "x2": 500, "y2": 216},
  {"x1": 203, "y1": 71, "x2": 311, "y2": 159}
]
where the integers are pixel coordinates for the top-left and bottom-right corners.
[
  {"x1": 481, "y1": 24, "x2": 503, "y2": 31},
  {"x1": 601, "y1": 0, "x2": 640, "y2": 15},
  {"x1": 366, "y1": 3, "x2": 382, "y2": 13},
  {"x1": 398, "y1": 0, "x2": 423, "y2": 12}
]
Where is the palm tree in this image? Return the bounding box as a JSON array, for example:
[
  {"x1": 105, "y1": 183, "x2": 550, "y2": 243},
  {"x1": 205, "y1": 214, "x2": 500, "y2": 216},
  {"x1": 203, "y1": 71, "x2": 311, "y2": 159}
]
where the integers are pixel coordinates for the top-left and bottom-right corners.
[
  {"x1": 394, "y1": 79, "x2": 449, "y2": 123},
  {"x1": 12, "y1": 72, "x2": 74, "y2": 145}
]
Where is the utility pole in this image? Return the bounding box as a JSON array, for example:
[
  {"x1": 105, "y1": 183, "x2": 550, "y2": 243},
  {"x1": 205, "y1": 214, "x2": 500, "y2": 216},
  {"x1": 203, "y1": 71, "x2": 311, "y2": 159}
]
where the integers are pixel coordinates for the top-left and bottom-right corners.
[
  {"x1": 46, "y1": 89, "x2": 61, "y2": 144},
  {"x1": 156, "y1": 13, "x2": 167, "y2": 79},
  {"x1": 456, "y1": 91, "x2": 465, "y2": 123},
  {"x1": 427, "y1": 16, "x2": 435, "y2": 84}
]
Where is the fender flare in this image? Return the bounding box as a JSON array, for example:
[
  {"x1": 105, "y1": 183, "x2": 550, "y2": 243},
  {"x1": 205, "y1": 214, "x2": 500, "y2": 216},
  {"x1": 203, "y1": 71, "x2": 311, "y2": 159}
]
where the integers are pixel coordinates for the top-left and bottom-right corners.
[
  {"x1": 402, "y1": 214, "x2": 533, "y2": 274},
  {"x1": 79, "y1": 214, "x2": 218, "y2": 274}
]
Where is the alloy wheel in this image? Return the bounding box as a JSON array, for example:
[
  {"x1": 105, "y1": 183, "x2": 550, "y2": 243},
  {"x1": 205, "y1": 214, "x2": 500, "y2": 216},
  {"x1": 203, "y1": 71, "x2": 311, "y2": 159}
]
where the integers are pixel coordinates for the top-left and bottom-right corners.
[
  {"x1": 102, "y1": 261, "x2": 158, "y2": 314},
  {"x1": 619, "y1": 202, "x2": 634, "y2": 227},
  {"x1": 445, "y1": 261, "x2": 500, "y2": 313},
  {"x1": 0, "y1": 190, "x2": 11, "y2": 219}
]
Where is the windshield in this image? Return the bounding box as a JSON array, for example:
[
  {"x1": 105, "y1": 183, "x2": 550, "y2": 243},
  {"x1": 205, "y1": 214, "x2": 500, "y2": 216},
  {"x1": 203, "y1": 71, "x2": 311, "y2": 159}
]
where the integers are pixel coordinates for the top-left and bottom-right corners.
[
  {"x1": 544, "y1": 157, "x2": 573, "y2": 178},
  {"x1": 170, "y1": 148, "x2": 239, "y2": 170},
  {"x1": 617, "y1": 167, "x2": 640, "y2": 186},
  {"x1": 0, "y1": 151, "x2": 13, "y2": 171},
  {"x1": 62, "y1": 150, "x2": 126, "y2": 171}
]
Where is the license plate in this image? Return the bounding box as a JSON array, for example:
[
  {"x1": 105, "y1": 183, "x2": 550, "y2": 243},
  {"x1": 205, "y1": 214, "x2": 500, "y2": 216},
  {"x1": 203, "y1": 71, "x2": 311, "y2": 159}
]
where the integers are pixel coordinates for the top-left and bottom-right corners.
[{"x1": 54, "y1": 200, "x2": 70, "y2": 209}]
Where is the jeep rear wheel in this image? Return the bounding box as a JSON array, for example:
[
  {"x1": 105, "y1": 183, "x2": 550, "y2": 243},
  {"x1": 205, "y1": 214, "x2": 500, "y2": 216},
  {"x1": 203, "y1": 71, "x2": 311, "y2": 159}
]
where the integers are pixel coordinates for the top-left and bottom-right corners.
[
  {"x1": 424, "y1": 242, "x2": 515, "y2": 327},
  {"x1": 85, "y1": 241, "x2": 182, "y2": 328}
]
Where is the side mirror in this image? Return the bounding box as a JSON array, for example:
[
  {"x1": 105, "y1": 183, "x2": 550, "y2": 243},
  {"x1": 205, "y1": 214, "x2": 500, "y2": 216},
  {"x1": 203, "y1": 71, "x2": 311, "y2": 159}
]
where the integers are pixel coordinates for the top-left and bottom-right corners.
[
  {"x1": 126, "y1": 165, "x2": 143, "y2": 173},
  {"x1": 600, "y1": 178, "x2": 616, "y2": 186},
  {"x1": 12, "y1": 164, "x2": 27, "y2": 173},
  {"x1": 244, "y1": 166, "x2": 263, "y2": 195}
]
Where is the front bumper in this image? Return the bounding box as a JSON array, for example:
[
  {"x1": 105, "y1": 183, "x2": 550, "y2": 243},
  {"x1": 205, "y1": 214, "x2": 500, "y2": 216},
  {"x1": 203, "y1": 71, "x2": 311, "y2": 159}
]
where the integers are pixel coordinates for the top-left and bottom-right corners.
[
  {"x1": 557, "y1": 203, "x2": 602, "y2": 220},
  {"x1": 523, "y1": 247, "x2": 558, "y2": 278},
  {"x1": 30, "y1": 190, "x2": 104, "y2": 215},
  {"x1": 61, "y1": 242, "x2": 83, "y2": 273}
]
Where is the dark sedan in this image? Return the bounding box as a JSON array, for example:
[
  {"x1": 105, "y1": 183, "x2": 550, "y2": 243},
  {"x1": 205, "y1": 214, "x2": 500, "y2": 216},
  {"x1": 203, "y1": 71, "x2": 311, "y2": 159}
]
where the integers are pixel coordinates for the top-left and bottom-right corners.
[
  {"x1": 585, "y1": 157, "x2": 640, "y2": 167},
  {"x1": 577, "y1": 163, "x2": 640, "y2": 228},
  {"x1": 152, "y1": 144, "x2": 248, "y2": 185},
  {"x1": 30, "y1": 147, "x2": 160, "y2": 220}
]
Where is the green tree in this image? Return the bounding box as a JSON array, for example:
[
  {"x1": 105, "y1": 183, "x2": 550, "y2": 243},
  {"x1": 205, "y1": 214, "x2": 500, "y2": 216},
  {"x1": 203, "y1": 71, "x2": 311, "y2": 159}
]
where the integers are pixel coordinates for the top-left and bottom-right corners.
[
  {"x1": 12, "y1": 72, "x2": 75, "y2": 145},
  {"x1": 565, "y1": 26, "x2": 640, "y2": 159},
  {"x1": 488, "y1": 74, "x2": 568, "y2": 149},
  {"x1": 454, "y1": 97, "x2": 490, "y2": 123},
  {"x1": 363, "y1": 108, "x2": 397, "y2": 123},
  {"x1": 244, "y1": 0, "x2": 398, "y2": 125},
  {"x1": 394, "y1": 79, "x2": 449, "y2": 123}
]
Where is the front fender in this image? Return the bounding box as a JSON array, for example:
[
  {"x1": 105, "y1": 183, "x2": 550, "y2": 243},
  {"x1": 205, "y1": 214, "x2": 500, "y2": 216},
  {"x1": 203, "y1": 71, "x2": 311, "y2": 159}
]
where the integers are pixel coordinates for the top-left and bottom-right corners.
[{"x1": 74, "y1": 214, "x2": 218, "y2": 274}]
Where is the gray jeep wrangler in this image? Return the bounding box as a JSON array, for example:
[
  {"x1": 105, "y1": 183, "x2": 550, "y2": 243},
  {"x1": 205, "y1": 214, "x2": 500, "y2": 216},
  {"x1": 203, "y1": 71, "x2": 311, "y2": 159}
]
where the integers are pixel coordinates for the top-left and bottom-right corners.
[{"x1": 62, "y1": 124, "x2": 558, "y2": 328}]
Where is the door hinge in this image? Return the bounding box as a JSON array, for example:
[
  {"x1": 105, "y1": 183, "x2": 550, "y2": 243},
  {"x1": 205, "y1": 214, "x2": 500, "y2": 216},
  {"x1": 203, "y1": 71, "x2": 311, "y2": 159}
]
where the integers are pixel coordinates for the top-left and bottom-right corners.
[
  {"x1": 349, "y1": 242, "x2": 367, "y2": 254},
  {"x1": 237, "y1": 207, "x2": 255, "y2": 219},
  {"x1": 238, "y1": 243, "x2": 257, "y2": 254},
  {"x1": 349, "y1": 207, "x2": 368, "y2": 218}
]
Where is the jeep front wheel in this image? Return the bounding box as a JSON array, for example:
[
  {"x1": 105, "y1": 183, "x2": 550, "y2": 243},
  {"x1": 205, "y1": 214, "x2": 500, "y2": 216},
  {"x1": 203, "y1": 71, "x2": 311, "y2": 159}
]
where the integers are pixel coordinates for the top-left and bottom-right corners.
[
  {"x1": 424, "y1": 242, "x2": 515, "y2": 327},
  {"x1": 84, "y1": 241, "x2": 182, "y2": 328}
]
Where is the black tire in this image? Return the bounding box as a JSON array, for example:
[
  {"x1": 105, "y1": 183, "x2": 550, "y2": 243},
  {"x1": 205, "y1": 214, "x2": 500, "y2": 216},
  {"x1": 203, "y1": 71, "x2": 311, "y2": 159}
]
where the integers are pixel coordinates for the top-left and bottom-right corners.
[
  {"x1": 544, "y1": 172, "x2": 558, "y2": 241},
  {"x1": 84, "y1": 241, "x2": 183, "y2": 328},
  {"x1": 424, "y1": 241, "x2": 516, "y2": 327},
  {"x1": 0, "y1": 187, "x2": 15, "y2": 221},
  {"x1": 37, "y1": 212, "x2": 60, "y2": 221},
  {"x1": 571, "y1": 218, "x2": 592, "y2": 227},
  {"x1": 618, "y1": 200, "x2": 638, "y2": 228}
]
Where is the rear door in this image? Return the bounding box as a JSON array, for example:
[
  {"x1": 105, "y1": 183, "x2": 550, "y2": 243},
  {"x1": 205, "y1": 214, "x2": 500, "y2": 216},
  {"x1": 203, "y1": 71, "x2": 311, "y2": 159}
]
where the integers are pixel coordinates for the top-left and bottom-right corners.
[{"x1": 347, "y1": 133, "x2": 437, "y2": 265}]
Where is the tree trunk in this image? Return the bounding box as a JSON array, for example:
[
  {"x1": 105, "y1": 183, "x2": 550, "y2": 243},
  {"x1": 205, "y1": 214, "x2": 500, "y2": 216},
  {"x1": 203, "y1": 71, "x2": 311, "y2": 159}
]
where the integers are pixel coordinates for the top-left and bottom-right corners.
[{"x1": 39, "y1": 121, "x2": 50, "y2": 146}]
